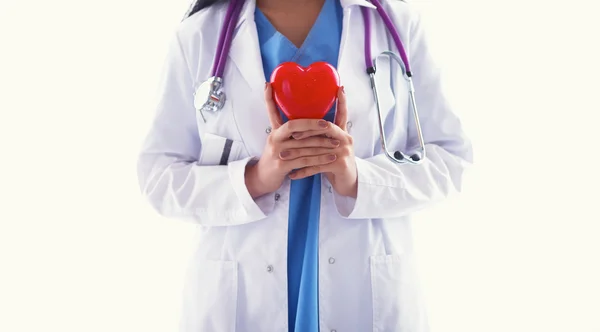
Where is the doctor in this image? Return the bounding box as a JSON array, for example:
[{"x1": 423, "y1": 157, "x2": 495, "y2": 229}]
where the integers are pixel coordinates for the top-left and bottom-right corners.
[{"x1": 137, "y1": 0, "x2": 473, "y2": 330}]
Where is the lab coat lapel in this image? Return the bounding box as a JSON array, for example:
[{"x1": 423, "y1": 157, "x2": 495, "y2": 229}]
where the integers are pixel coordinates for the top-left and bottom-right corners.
[
  {"x1": 226, "y1": 0, "x2": 272, "y2": 157},
  {"x1": 337, "y1": 5, "x2": 371, "y2": 137},
  {"x1": 228, "y1": 0, "x2": 265, "y2": 91}
]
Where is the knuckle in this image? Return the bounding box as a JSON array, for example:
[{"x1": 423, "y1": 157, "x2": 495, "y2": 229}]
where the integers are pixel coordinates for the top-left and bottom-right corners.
[
  {"x1": 267, "y1": 144, "x2": 277, "y2": 156},
  {"x1": 274, "y1": 159, "x2": 284, "y2": 169},
  {"x1": 346, "y1": 135, "x2": 354, "y2": 145},
  {"x1": 296, "y1": 168, "x2": 307, "y2": 178},
  {"x1": 294, "y1": 148, "x2": 306, "y2": 157},
  {"x1": 286, "y1": 121, "x2": 297, "y2": 132},
  {"x1": 311, "y1": 147, "x2": 323, "y2": 155},
  {"x1": 340, "y1": 157, "x2": 350, "y2": 168},
  {"x1": 300, "y1": 156, "x2": 311, "y2": 166},
  {"x1": 320, "y1": 155, "x2": 332, "y2": 164},
  {"x1": 289, "y1": 138, "x2": 302, "y2": 148}
]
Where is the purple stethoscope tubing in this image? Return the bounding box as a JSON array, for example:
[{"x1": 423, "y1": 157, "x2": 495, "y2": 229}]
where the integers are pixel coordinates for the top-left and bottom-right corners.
[
  {"x1": 361, "y1": 0, "x2": 411, "y2": 76},
  {"x1": 211, "y1": 0, "x2": 244, "y2": 77},
  {"x1": 361, "y1": 0, "x2": 425, "y2": 163}
]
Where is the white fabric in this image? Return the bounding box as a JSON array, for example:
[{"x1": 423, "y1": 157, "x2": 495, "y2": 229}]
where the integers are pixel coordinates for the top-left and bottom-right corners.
[{"x1": 137, "y1": 0, "x2": 473, "y2": 330}]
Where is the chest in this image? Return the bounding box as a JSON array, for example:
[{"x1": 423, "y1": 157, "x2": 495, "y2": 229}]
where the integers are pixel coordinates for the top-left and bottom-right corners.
[
  {"x1": 259, "y1": 5, "x2": 323, "y2": 48},
  {"x1": 191, "y1": 7, "x2": 411, "y2": 164}
]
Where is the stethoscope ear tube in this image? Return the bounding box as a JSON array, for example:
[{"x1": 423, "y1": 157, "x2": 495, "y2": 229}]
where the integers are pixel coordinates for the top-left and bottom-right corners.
[
  {"x1": 370, "y1": 51, "x2": 425, "y2": 165},
  {"x1": 362, "y1": 2, "x2": 425, "y2": 164}
]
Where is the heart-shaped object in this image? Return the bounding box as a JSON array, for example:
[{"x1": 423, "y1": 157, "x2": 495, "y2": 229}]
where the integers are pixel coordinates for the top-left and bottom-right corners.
[{"x1": 269, "y1": 61, "x2": 340, "y2": 120}]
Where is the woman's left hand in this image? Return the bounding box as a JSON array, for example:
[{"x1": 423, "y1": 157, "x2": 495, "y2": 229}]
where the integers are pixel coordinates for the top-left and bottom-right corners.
[{"x1": 287, "y1": 87, "x2": 358, "y2": 198}]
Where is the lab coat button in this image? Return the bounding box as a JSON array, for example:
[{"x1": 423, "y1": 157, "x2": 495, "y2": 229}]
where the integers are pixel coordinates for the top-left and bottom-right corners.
[
  {"x1": 346, "y1": 121, "x2": 352, "y2": 129},
  {"x1": 266, "y1": 126, "x2": 272, "y2": 134},
  {"x1": 267, "y1": 265, "x2": 273, "y2": 273},
  {"x1": 328, "y1": 257, "x2": 335, "y2": 264},
  {"x1": 274, "y1": 193, "x2": 281, "y2": 201}
]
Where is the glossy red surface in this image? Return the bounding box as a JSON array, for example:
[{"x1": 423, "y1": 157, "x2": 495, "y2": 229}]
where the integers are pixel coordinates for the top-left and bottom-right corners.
[{"x1": 269, "y1": 61, "x2": 340, "y2": 120}]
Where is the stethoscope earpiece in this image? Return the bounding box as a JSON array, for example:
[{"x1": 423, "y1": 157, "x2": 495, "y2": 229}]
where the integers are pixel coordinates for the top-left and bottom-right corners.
[{"x1": 393, "y1": 151, "x2": 422, "y2": 164}]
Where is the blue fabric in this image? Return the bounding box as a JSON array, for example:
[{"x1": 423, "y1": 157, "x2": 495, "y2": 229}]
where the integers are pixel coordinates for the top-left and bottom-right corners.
[{"x1": 254, "y1": 1, "x2": 343, "y2": 331}]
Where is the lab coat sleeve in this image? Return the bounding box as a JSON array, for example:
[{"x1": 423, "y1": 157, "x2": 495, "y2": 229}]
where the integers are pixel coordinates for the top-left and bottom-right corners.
[
  {"x1": 333, "y1": 11, "x2": 474, "y2": 219},
  {"x1": 136, "y1": 32, "x2": 269, "y2": 226}
]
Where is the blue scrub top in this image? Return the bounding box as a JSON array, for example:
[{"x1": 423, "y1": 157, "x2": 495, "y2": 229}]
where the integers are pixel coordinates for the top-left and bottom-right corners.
[{"x1": 254, "y1": 0, "x2": 343, "y2": 331}]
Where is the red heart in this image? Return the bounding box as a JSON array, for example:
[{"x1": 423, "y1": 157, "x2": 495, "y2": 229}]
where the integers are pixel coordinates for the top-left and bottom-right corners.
[{"x1": 269, "y1": 61, "x2": 340, "y2": 120}]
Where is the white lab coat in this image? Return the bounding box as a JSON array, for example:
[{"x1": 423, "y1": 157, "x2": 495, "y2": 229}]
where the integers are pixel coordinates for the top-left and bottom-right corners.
[{"x1": 137, "y1": 0, "x2": 473, "y2": 330}]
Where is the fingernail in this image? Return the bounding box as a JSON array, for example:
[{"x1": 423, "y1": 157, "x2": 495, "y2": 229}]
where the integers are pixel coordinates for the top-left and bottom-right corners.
[
  {"x1": 328, "y1": 154, "x2": 337, "y2": 161},
  {"x1": 292, "y1": 132, "x2": 303, "y2": 139},
  {"x1": 330, "y1": 139, "x2": 340, "y2": 146},
  {"x1": 318, "y1": 120, "x2": 328, "y2": 128},
  {"x1": 279, "y1": 150, "x2": 290, "y2": 158}
]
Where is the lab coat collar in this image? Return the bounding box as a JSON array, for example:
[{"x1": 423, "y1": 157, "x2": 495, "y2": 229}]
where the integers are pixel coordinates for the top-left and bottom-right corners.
[
  {"x1": 235, "y1": 0, "x2": 376, "y2": 25},
  {"x1": 228, "y1": 0, "x2": 264, "y2": 92}
]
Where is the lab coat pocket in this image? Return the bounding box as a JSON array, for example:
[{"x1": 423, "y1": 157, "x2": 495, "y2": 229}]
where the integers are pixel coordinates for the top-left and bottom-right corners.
[
  {"x1": 198, "y1": 133, "x2": 245, "y2": 165},
  {"x1": 182, "y1": 259, "x2": 238, "y2": 332},
  {"x1": 370, "y1": 253, "x2": 421, "y2": 332}
]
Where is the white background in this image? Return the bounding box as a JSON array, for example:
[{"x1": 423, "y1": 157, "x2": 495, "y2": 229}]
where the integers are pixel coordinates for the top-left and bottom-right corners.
[{"x1": 1, "y1": 0, "x2": 599, "y2": 331}]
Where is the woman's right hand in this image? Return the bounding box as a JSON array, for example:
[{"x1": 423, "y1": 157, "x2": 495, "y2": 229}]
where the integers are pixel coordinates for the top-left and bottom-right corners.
[{"x1": 245, "y1": 83, "x2": 341, "y2": 198}]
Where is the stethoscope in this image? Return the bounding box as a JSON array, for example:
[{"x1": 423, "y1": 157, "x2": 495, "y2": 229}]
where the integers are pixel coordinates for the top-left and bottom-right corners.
[{"x1": 194, "y1": 0, "x2": 426, "y2": 164}]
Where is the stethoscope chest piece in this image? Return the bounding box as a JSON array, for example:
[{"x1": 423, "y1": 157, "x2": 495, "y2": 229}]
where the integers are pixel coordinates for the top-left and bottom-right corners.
[{"x1": 194, "y1": 76, "x2": 226, "y2": 122}]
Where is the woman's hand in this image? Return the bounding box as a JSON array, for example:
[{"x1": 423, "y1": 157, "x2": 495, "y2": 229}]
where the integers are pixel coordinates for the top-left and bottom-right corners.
[
  {"x1": 245, "y1": 83, "x2": 340, "y2": 198},
  {"x1": 287, "y1": 87, "x2": 358, "y2": 198}
]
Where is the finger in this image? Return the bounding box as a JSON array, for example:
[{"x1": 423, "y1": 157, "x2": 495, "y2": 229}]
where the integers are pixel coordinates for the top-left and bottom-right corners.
[
  {"x1": 284, "y1": 153, "x2": 337, "y2": 173},
  {"x1": 271, "y1": 118, "x2": 330, "y2": 142},
  {"x1": 279, "y1": 147, "x2": 338, "y2": 160},
  {"x1": 279, "y1": 136, "x2": 340, "y2": 150},
  {"x1": 289, "y1": 163, "x2": 337, "y2": 180},
  {"x1": 290, "y1": 129, "x2": 334, "y2": 140},
  {"x1": 315, "y1": 122, "x2": 348, "y2": 141},
  {"x1": 264, "y1": 83, "x2": 283, "y2": 130},
  {"x1": 334, "y1": 86, "x2": 348, "y2": 131}
]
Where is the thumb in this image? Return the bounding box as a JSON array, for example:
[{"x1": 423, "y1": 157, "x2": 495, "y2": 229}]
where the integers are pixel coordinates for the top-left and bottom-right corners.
[
  {"x1": 264, "y1": 83, "x2": 283, "y2": 130},
  {"x1": 334, "y1": 86, "x2": 348, "y2": 131}
]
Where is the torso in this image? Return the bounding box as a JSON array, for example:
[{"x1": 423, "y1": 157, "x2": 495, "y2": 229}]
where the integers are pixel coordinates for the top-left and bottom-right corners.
[{"x1": 174, "y1": 1, "x2": 424, "y2": 331}]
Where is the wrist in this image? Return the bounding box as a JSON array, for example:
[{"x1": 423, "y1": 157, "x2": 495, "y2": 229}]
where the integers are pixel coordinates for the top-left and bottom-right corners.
[
  {"x1": 245, "y1": 161, "x2": 276, "y2": 199},
  {"x1": 245, "y1": 163, "x2": 264, "y2": 199},
  {"x1": 332, "y1": 173, "x2": 358, "y2": 198},
  {"x1": 336, "y1": 182, "x2": 357, "y2": 198}
]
